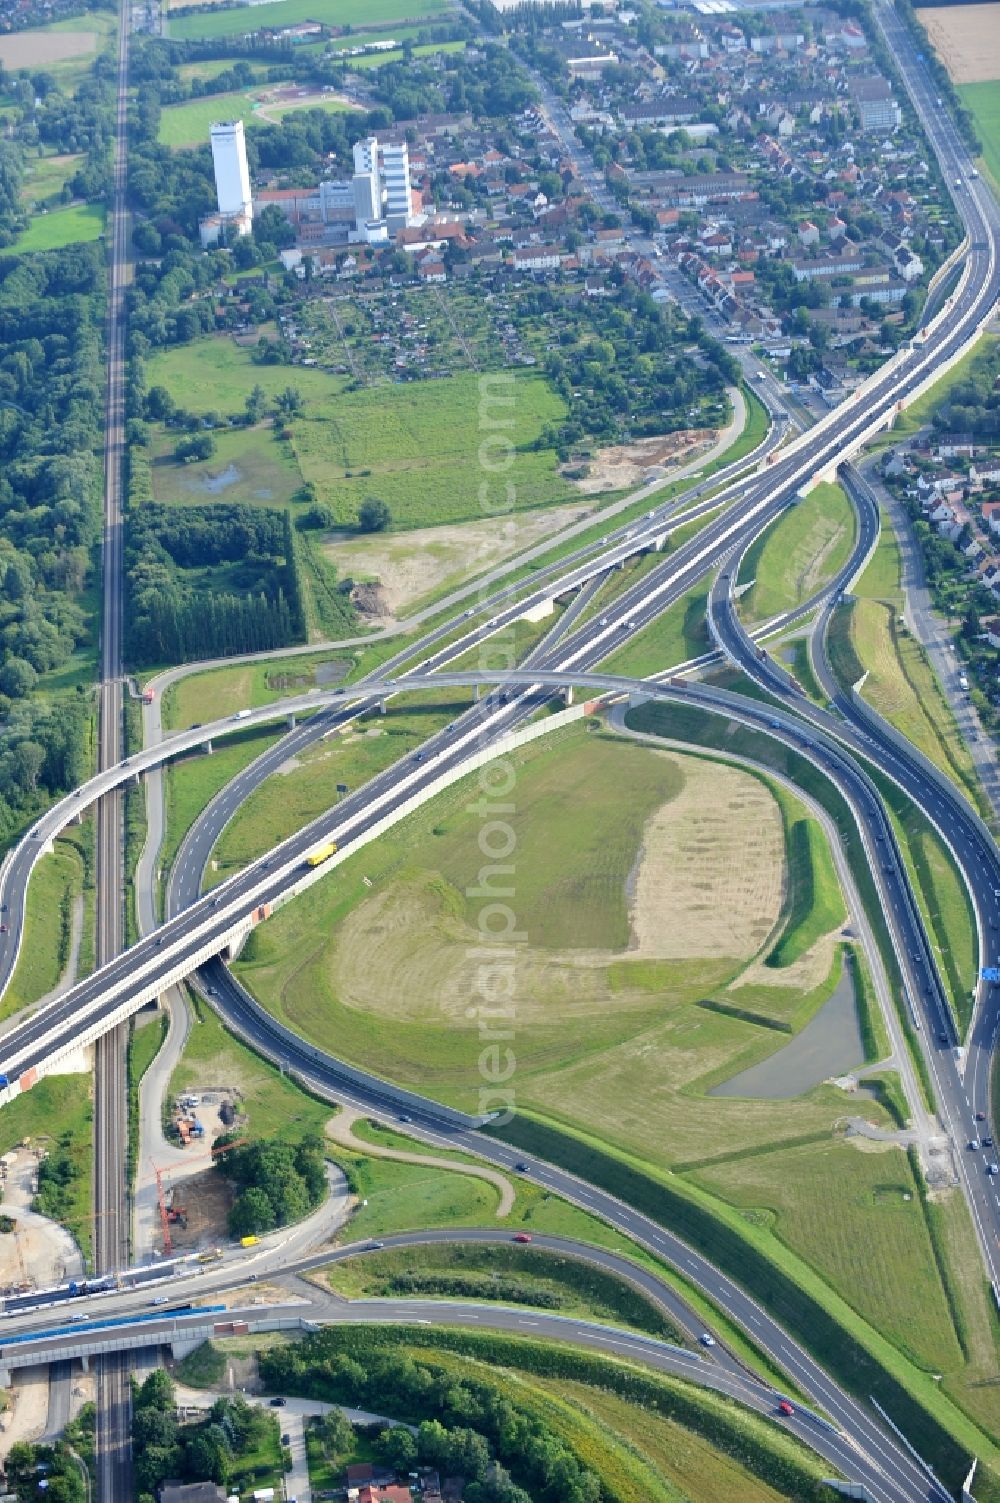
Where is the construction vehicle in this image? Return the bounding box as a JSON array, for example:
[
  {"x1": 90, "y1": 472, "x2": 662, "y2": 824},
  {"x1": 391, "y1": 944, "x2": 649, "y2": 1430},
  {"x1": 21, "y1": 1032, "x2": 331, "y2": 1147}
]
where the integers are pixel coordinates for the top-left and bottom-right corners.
[{"x1": 305, "y1": 841, "x2": 337, "y2": 867}]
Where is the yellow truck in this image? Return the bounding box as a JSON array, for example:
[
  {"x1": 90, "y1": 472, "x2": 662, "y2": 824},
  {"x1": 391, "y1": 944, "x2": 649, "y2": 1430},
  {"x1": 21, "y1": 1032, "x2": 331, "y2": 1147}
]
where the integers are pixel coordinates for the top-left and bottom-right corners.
[
  {"x1": 305, "y1": 841, "x2": 337, "y2": 867},
  {"x1": 240, "y1": 1235, "x2": 259, "y2": 1248}
]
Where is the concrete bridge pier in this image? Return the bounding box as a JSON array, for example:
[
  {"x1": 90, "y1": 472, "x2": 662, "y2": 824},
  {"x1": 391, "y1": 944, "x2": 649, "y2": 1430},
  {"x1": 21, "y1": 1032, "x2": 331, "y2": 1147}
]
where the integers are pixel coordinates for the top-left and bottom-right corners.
[
  {"x1": 203, "y1": 739, "x2": 213, "y2": 755},
  {"x1": 287, "y1": 713, "x2": 296, "y2": 730}
]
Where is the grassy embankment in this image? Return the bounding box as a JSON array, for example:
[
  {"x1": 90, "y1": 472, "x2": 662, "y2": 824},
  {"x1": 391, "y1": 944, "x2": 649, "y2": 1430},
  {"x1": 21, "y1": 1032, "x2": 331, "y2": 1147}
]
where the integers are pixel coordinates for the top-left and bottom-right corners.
[
  {"x1": 185, "y1": 1327, "x2": 841, "y2": 1503},
  {"x1": 738, "y1": 481, "x2": 857, "y2": 621},
  {"x1": 0, "y1": 1078, "x2": 93, "y2": 1268},
  {"x1": 221, "y1": 719, "x2": 998, "y2": 1427},
  {"x1": 1, "y1": 827, "x2": 91, "y2": 1023},
  {"x1": 825, "y1": 510, "x2": 979, "y2": 1022}
]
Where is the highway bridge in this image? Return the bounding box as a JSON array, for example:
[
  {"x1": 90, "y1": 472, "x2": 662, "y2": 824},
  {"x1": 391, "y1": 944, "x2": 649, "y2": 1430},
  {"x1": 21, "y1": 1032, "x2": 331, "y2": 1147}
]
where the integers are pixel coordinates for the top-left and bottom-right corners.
[{"x1": 0, "y1": 0, "x2": 997, "y2": 1496}]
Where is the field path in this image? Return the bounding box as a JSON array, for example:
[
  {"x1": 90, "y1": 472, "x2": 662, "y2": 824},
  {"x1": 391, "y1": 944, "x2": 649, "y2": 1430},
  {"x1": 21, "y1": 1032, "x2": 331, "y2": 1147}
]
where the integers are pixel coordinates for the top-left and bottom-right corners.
[{"x1": 328, "y1": 1109, "x2": 516, "y2": 1217}]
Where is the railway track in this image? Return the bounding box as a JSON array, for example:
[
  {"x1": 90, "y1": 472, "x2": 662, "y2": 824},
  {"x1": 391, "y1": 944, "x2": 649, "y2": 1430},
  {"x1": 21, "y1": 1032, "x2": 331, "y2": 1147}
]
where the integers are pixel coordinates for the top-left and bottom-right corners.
[{"x1": 92, "y1": 0, "x2": 132, "y2": 1494}]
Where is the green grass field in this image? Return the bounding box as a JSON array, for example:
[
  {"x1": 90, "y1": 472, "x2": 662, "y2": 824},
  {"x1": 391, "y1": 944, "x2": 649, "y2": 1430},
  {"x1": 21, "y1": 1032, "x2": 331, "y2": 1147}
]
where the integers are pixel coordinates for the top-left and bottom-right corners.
[
  {"x1": 156, "y1": 91, "x2": 251, "y2": 150},
  {"x1": 960, "y1": 82, "x2": 1000, "y2": 197},
  {"x1": 600, "y1": 579, "x2": 710, "y2": 676},
  {"x1": 233, "y1": 725, "x2": 864, "y2": 1174},
  {"x1": 207, "y1": 695, "x2": 471, "y2": 885},
  {"x1": 0, "y1": 1077, "x2": 93, "y2": 1268},
  {"x1": 20, "y1": 152, "x2": 83, "y2": 207},
  {"x1": 323, "y1": 1240, "x2": 684, "y2": 1338},
  {"x1": 291, "y1": 373, "x2": 573, "y2": 528},
  {"x1": 741, "y1": 482, "x2": 856, "y2": 621},
  {"x1": 168, "y1": 0, "x2": 449, "y2": 42},
  {"x1": 14, "y1": 202, "x2": 104, "y2": 253},
  {"x1": 766, "y1": 812, "x2": 845, "y2": 968},
  {"x1": 157, "y1": 90, "x2": 348, "y2": 148},
  {"x1": 144, "y1": 337, "x2": 572, "y2": 528},
  {"x1": 850, "y1": 597, "x2": 983, "y2": 804},
  {"x1": 150, "y1": 424, "x2": 304, "y2": 511},
  {"x1": 2, "y1": 837, "x2": 85, "y2": 1022},
  {"x1": 692, "y1": 1138, "x2": 962, "y2": 1374},
  {"x1": 161, "y1": 651, "x2": 355, "y2": 729}
]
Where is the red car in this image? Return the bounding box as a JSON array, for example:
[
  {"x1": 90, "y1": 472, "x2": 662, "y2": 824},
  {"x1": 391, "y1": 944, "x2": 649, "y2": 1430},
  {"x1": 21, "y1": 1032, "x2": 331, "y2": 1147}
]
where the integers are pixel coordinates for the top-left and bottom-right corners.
[
  {"x1": 777, "y1": 1401, "x2": 795, "y2": 1417},
  {"x1": 513, "y1": 1233, "x2": 532, "y2": 1244}
]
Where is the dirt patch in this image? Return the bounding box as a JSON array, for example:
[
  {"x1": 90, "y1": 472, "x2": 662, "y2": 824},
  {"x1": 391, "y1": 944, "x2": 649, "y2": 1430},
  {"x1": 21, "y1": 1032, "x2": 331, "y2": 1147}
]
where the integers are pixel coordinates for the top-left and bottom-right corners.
[
  {"x1": 0, "y1": 1150, "x2": 84, "y2": 1293},
  {"x1": 565, "y1": 429, "x2": 714, "y2": 496},
  {"x1": 162, "y1": 1165, "x2": 234, "y2": 1252},
  {"x1": 0, "y1": 1368, "x2": 48, "y2": 1458},
  {"x1": 916, "y1": 4, "x2": 1000, "y2": 82},
  {"x1": 326, "y1": 502, "x2": 595, "y2": 621},
  {"x1": 0, "y1": 31, "x2": 97, "y2": 68},
  {"x1": 329, "y1": 754, "x2": 784, "y2": 1024},
  {"x1": 629, "y1": 756, "x2": 785, "y2": 960}
]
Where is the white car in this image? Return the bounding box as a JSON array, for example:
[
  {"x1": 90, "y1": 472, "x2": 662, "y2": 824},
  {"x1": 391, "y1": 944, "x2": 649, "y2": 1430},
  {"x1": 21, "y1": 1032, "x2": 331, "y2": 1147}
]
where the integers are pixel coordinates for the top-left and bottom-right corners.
[{"x1": 699, "y1": 1333, "x2": 716, "y2": 1347}]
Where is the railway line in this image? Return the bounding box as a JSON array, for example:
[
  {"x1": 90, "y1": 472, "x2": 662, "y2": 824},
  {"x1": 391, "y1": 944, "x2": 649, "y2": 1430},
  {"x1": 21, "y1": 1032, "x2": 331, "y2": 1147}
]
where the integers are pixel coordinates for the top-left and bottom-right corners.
[{"x1": 0, "y1": 0, "x2": 995, "y2": 1494}]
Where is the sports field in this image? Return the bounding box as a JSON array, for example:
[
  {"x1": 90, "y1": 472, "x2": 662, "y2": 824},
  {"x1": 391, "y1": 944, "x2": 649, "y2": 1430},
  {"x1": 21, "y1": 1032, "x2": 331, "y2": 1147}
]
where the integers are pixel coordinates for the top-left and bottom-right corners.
[
  {"x1": 168, "y1": 0, "x2": 449, "y2": 42},
  {"x1": 157, "y1": 88, "x2": 349, "y2": 148}
]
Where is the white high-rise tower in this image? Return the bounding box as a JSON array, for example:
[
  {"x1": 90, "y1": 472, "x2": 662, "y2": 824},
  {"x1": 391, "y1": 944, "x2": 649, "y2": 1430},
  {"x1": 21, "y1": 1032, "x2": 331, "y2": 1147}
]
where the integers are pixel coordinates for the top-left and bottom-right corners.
[
  {"x1": 381, "y1": 140, "x2": 412, "y2": 227},
  {"x1": 211, "y1": 120, "x2": 253, "y2": 222}
]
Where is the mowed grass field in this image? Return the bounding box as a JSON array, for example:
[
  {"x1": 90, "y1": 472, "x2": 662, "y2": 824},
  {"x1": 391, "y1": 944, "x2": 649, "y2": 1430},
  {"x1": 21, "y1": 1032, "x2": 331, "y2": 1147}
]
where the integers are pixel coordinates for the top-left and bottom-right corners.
[
  {"x1": 291, "y1": 374, "x2": 574, "y2": 527},
  {"x1": 962, "y1": 80, "x2": 1000, "y2": 194},
  {"x1": 144, "y1": 336, "x2": 572, "y2": 528},
  {"x1": 234, "y1": 726, "x2": 868, "y2": 1167},
  {"x1": 741, "y1": 481, "x2": 856, "y2": 621},
  {"x1": 14, "y1": 202, "x2": 104, "y2": 253},
  {"x1": 157, "y1": 89, "x2": 349, "y2": 147},
  {"x1": 168, "y1": 0, "x2": 450, "y2": 41},
  {"x1": 20, "y1": 152, "x2": 83, "y2": 207},
  {"x1": 693, "y1": 1139, "x2": 962, "y2": 1373}
]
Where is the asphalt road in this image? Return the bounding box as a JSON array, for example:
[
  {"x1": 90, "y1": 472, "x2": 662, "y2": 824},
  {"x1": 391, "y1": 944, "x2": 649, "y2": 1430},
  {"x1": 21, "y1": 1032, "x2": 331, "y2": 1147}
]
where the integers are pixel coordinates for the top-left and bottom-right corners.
[
  {"x1": 708, "y1": 464, "x2": 1000, "y2": 1284},
  {"x1": 0, "y1": 1230, "x2": 950, "y2": 1503},
  {"x1": 0, "y1": 5, "x2": 992, "y2": 1497}
]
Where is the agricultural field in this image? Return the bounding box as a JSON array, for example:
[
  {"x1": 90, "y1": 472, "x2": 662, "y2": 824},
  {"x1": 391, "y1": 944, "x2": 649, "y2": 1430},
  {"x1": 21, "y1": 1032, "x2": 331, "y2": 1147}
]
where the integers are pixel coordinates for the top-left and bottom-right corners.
[
  {"x1": 167, "y1": 0, "x2": 450, "y2": 42},
  {"x1": 916, "y1": 5, "x2": 1000, "y2": 84},
  {"x1": 739, "y1": 482, "x2": 856, "y2": 622},
  {"x1": 13, "y1": 202, "x2": 104, "y2": 253},
  {"x1": 0, "y1": 10, "x2": 116, "y2": 89},
  {"x1": 234, "y1": 725, "x2": 867, "y2": 1167}
]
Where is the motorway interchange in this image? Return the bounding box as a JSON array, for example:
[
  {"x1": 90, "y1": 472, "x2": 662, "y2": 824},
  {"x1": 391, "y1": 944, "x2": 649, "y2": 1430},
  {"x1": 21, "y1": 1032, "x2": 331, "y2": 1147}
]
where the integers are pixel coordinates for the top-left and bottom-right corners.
[{"x1": 0, "y1": 1, "x2": 998, "y2": 1499}]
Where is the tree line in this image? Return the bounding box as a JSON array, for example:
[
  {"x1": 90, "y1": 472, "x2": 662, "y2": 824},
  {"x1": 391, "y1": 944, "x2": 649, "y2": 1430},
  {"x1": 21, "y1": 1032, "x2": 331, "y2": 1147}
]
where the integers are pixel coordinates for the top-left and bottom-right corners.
[
  {"x1": 125, "y1": 503, "x2": 306, "y2": 667},
  {"x1": 261, "y1": 1330, "x2": 602, "y2": 1503}
]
